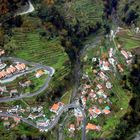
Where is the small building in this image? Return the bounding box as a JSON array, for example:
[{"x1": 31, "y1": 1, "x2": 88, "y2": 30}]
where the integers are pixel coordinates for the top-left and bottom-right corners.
[
  {"x1": 0, "y1": 62, "x2": 6, "y2": 70},
  {"x1": 50, "y1": 102, "x2": 64, "y2": 114},
  {"x1": 97, "y1": 89, "x2": 104, "y2": 97},
  {"x1": 93, "y1": 108, "x2": 102, "y2": 115},
  {"x1": 88, "y1": 108, "x2": 98, "y2": 119},
  {"x1": 83, "y1": 84, "x2": 91, "y2": 90},
  {"x1": 0, "y1": 86, "x2": 7, "y2": 94},
  {"x1": 19, "y1": 80, "x2": 32, "y2": 87},
  {"x1": 68, "y1": 124, "x2": 75, "y2": 132},
  {"x1": 106, "y1": 81, "x2": 112, "y2": 89},
  {"x1": 100, "y1": 61, "x2": 110, "y2": 71},
  {"x1": 0, "y1": 70, "x2": 7, "y2": 79},
  {"x1": 81, "y1": 96, "x2": 87, "y2": 107},
  {"x1": 92, "y1": 57, "x2": 97, "y2": 62},
  {"x1": 89, "y1": 90, "x2": 96, "y2": 98},
  {"x1": 35, "y1": 70, "x2": 44, "y2": 78},
  {"x1": 99, "y1": 71, "x2": 108, "y2": 81},
  {"x1": 15, "y1": 63, "x2": 26, "y2": 71},
  {"x1": 37, "y1": 120, "x2": 50, "y2": 127},
  {"x1": 96, "y1": 84, "x2": 103, "y2": 90},
  {"x1": 10, "y1": 89, "x2": 18, "y2": 97},
  {"x1": 28, "y1": 114, "x2": 37, "y2": 120},
  {"x1": 108, "y1": 58, "x2": 116, "y2": 66},
  {"x1": 102, "y1": 109, "x2": 111, "y2": 115},
  {"x1": 3, "y1": 121, "x2": 10, "y2": 128},
  {"x1": 109, "y1": 48, "x2": 113, "y2": 58},
  {"x1": 13, "y1": 117, "x2": 20, "y2": 124},
  {"x1": 117, "y1": 64, "x2": 124, "y2": 72},
  {"x1": 0, "y1": 49, "x2": 5, "y2": 56},
  {"x1": 86, "y1": 123, "x2": 101, "y2": 131},
  {"x1": 74, "y1": 108, "x2": 83, "y2": 117},
  {"x1": 121, "y1": 50, "x2": 129, "y2": 59}
]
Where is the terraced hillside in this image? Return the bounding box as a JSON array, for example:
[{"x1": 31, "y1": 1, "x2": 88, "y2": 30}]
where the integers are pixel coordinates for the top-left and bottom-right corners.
[
  {"x1": 4, "y1": 27, "x2": 71, "y2": 91},
  {"x1": 115, "y1": 28, "x2": 140, "y2": 50},
  {"x1": 55, "y1": 0, "x2": 104, "y2": 35}
]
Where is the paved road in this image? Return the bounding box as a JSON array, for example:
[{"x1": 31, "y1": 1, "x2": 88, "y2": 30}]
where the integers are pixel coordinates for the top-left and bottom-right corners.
[
  {"x1": 70, "y1": 35, "x2": 102, "y2": 140},
  {"x1": 0, "y1": 103, "x2": 86, "y2": 136},
  {"x1": 0, "y1": 57, "x2": 55, "y2": 103},
  {"x1": 0, "y1": 57, "x2": 86, "y2": 139},
  {"x1": 16, "y1": 0, "x2": 35, "y2": 16}
]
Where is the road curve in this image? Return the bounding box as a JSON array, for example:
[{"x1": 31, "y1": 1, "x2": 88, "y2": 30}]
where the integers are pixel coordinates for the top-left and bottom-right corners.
[
  {"x1": 16, "y1": 0, "x2": 35, "y2": 16},
  {"x1": 0, "y1": 103, "x2": 86, "y2": 140},
  {"x1": 0, "y1": 57, "x2": 55, "y2": 103}
]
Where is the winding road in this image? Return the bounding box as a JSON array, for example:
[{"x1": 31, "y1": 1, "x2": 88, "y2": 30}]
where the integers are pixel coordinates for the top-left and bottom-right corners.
[
  {"x1": 0, "y1": 57, "x2": 55, "y2": 103},
  {"x1": 0, "y1": 56, "x2": 86, "y2": 140},
  {"x1": 0, "y1": 103, "x2": 86, "y2": 138}
]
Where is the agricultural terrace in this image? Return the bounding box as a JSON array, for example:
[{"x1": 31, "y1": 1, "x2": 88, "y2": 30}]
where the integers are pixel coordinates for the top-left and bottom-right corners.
[
  {"x1": 80, "y1": 37, "x2": 132, "y2": 139},
  {"x1": 55, "y1": 0, "x2": 103, "y2": 33},
  {"x1": 4, "y1": 27, "x2": 71, "y2": 90},
  {"x1": 115, "y1": 29, "x2": 140, "y2": 50}
]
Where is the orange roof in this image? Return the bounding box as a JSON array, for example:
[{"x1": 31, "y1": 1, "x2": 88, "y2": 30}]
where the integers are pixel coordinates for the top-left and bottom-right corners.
[
  {"x1": 36, "y1": 70, "x2": 44, "y2": 75},
  {"x1": 20, "y1": 63, "x2": 26, "y2": 69},
  {"x1": 10, "y1": 66, "x2": 16, "y2": 72},
  {"x1": 93, "y1": 109, "x2": 101, "y2": 114},
  {"x1": 51, "y1": 103, "x2": 59, "y2": 111},
  {"x1": 1, "y1": 71, "x2": 6, "y2": 77},
  {"x1": 15, "y1": 64, "x2": 22, "y2": 70},
  {"x1": 103, "y1": 109, "x2": 111, "y2": 114},
  {"x1": 86, "y1": 123, "x2": 97, "y2": 130}
]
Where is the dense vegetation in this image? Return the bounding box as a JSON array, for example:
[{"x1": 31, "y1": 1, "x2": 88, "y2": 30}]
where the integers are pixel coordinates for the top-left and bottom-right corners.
[
  {"x1": 0, "y1": 0, "x2": 140, "y2": 140},
  {"x1": 117, "y1": 0, "x2": 140, "y2": 26},
  {"x1": 111, "y1": 54, "x2": 140, "y2": 140}
]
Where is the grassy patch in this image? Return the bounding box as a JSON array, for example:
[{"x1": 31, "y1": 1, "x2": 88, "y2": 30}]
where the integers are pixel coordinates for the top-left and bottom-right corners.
[{"x1": 61, "y1": 90, "x2": 72, "y2": 104}]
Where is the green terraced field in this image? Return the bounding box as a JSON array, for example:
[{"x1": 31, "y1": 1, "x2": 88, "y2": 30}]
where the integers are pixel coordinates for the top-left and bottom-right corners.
[
  {"x1": 9, "y1": 30, "x2": 68, "y2": 70},
  {"x1": 55, "y1": 0, "x2": 103, "y2": 32},
  {"x1": 115, "y1": 30, "x2": 140, "y2": 50},
  {"x1": 81, "y1": 38, "x2": 132, "y2": 139},
  {"x1": 3, "y1": 28, "x2": 71, "y2": 95}
]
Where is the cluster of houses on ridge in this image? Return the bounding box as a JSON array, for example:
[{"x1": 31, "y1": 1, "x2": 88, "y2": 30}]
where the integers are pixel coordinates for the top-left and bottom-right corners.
[
  {"x1": 0, "y1": 63, "x2": 26, "y2": 79},
  {"x1": 66, "y1": 44, "x2": 134, "y2": 135}
]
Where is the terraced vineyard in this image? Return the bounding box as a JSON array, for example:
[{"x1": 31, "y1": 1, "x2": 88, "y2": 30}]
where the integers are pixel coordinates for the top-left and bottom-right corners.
[
  {"x1": 4, "y1": 28, "x2": 71, "y2": 90},
  {"x1": 115, "y1": 29, "x2": 140, "y2": 50},
  {"x1": 55, "y1": 0, "x2": 104, "y2": 33}
]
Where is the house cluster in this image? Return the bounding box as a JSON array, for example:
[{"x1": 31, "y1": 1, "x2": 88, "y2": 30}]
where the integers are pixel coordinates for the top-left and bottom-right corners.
[
  {"x1": 72, "y1": 44, "x2": 133, "y2": 134},
  {"x1": 0, "y1": 85, "x2": 19, "y2": 97},
  {"x1": 0, "y1": 63, "x2": 26, "y2": 79},
  {"x1": 1, "y1": 116, "x2": 21, "y2": 129},
  {"x1": 120, "y1": 49, "x2": 133, "y2": 64}
]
